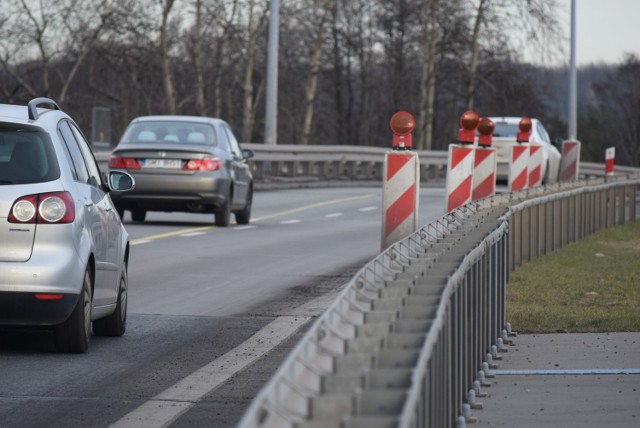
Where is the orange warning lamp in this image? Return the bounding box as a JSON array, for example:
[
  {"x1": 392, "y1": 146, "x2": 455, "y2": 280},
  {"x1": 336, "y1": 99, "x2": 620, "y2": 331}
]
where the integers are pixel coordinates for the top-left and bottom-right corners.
[
  {"x1": 477, "y1": 117, "x2": 495, "y2": 147},
  {"x1": 517, "y1": 117, "x2": 532, "y2": 143},
  {"x1": 457, "y1": 111, "x2": 480, "y2": 144},
  {"x1": 390, "y1": 111, "x2": 415, "y2": 150}
]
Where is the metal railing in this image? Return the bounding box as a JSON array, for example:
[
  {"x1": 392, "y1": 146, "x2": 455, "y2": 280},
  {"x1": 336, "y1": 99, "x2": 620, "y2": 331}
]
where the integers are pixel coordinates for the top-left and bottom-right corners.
[
  {"x1": 94, "y1": 144, "x2": 638, "y2": 184},
  {"x1": 240, "y1": 144, "x2": 640, "y2": 183},
  {"x1": 238, "y1": 174, "x2": 640, "y2": 428}
]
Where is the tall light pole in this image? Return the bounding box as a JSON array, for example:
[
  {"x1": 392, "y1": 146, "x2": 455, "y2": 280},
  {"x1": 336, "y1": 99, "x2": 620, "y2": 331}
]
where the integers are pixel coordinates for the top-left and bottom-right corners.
[
  {"x1": 568, "y1": 0, "x2": 577, "y2": 140},
  {"x1": 264, "y1": 0, "x2": 279, "y2": 145}
]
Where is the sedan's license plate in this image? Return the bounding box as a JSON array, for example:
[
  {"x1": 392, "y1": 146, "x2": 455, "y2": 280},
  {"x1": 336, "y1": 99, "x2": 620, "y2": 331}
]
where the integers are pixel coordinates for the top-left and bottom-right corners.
[{"x1": 141, "y1": 159, "x2": 182, "y2": 168}]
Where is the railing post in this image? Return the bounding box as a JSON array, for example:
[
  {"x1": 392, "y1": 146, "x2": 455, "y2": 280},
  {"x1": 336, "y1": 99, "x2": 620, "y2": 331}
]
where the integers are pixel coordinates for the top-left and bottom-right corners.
[
  {"x1": 531, "y1": 204, "x2": 540, "y2": 258},
  {"x1": 553, "y1": 199, "x2": 561, "y2": 251},
  {"x1": 631, "y1": 185, "x2": 638, "y2": 221},
  {"x1": 544, "y1": 198, "x2": 553, "y2": 255},
  {"x1": 521, "y1": 207, "x2": 530, "y2": 262},
  {"x1": 607, "y1": 187, "x2": 616, "y2": 227},
  {"x1": 617, "y1": 186, "x2": 626, "y2": 225}
]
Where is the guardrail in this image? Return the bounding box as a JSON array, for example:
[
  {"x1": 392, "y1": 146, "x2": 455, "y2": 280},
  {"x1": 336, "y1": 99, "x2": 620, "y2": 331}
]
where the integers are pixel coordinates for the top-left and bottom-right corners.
[
  {"x1": 240, "y1": 144, "x2": 640, "y2": 183},
  {"x1": 94, "y1": 144, "x2": 639, "y2": 184},
  {"x1": 238, "y1": 174, "x2": 640, "y2": 428},
  {"x1": 240, "y1": 144, "x2": 447, "y2": 182}
]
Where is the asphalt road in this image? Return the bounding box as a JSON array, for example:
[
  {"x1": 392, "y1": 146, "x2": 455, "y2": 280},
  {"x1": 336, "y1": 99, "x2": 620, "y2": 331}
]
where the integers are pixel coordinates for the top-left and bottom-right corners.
[{"x1": 0, "y1": 185, "x2": 446, "y2": 428}]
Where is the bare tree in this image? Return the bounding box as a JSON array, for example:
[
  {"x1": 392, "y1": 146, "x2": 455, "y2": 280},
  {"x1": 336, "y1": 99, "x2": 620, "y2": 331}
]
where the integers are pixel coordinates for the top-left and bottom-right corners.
[
  {"x1": 329, "y1": 0, "x2": 387, "y2": 147},
  {"x1": 0, "y1": 0, "x2": 58, "y2": 98},
  {"x1": 0, "y1": 0, "x2": 568, "y2": 150},
  {"x1": 237, "y1": 0, "x2": 267, "y2": 142},
  {"x1": 58, "y1": 0, "x2": 120, "y2": 104},
  {"x1": 192, "y1": 0, "x2": 206, "y2": 115},
  {"x1": 160, "y1": 0, "x2": 177, "y2": 114},
  {"x1": 586, "y1": 55, "x2": 640, "y2": 166},
  {"x1": 299, "y1": 0, "x2": 335, "y2": 145},
  {"x1": 464, "y1": 0, "x2": 487, "y2": 110},
  {"x1": 458, "y1": 0, "x2": 563, "y2": 111},
  {"x1": 417, "y1": 0, "x2": 439, "y2": 150},
  {"x1": 196, "y1": 0, "x2": 239, "y2": 118},
  {"x1": 0, "y1": 0, "x2": 129, "y2": 105}
]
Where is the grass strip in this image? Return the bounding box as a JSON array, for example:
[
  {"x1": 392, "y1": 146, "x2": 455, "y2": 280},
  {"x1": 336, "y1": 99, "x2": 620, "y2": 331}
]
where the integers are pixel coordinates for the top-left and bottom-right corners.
[{"x1": 507, "y1": 220, "x2": 640, "y2": 333}]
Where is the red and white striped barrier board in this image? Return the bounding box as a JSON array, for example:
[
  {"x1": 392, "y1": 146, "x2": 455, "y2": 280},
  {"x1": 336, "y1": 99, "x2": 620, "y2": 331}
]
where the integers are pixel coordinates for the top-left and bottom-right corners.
[
  {"x1": 472, "y1": 146, "x2": 496, "y2": 201},
  {"x1": 559, "y1": 140, "x2": 581, "y2": 182},
  {"x1": 381, "y1": 151, "x2": 420, "y2": 249},
  {"x1": 528, "y1": 142, "x2": 543, "y2": 188},
  {"x1": 509, "y1": 145, "x2": 529, "y2": 192},
  {"x1": 446, "y1": 145, "x2": 474, "y2": 212},
  {"x1": 605, "y1": 147, "x2": 615, "y2": 176}
]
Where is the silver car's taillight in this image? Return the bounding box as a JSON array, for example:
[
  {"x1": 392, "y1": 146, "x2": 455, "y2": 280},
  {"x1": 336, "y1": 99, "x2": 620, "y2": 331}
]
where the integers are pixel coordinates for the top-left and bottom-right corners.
[
  {"x1": 39, "y1": 196, "x2": 68, "y2": 222},
  {"x1": 12, "y1": 197, "x2": 37, "y2": 222},
  {"x1": 9, "y1": 192, "x2": 75, "y2": 224}
]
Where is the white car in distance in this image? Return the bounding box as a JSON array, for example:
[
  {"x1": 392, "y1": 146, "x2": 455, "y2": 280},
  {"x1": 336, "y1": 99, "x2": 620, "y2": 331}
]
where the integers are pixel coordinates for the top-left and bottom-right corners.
[{"x1": 487, "y1": 117, "x2": 561, "y2": 184}]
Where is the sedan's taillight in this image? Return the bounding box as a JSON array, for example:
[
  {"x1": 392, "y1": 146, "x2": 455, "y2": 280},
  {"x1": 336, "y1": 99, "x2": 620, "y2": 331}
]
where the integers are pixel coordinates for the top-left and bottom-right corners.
[
  {"x1": 109, "y1": 156, "x2": 141, "y2": 170},
  {"x1": 34, "y1": 293, "x2": 64, "y2": 300},
  {"x1": 183, "y1": 158, "x2": 221, "y2": 171},
  {"x1": 8, "y1": 192, "x2": 75, "y2": 224}
]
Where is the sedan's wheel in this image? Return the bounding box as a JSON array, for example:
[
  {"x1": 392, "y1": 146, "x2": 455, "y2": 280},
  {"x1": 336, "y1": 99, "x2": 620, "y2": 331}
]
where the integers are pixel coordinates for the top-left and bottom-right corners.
[
  {"x1": 93, "y1": 266, "x2": 128, "y2": 337},
  {"x1": 55, "y1": 268, "x2": 92, "y2": 353},
  {"x1": 215, "y1": 201, "x2": 231, "y2": 227},
  {"x1": 542, "y1": 160, "x2": 550, "y2": 185},
  {"x1": 131, "y1": 209, "x2": 146, "y2": 222},
  {"x1": 234, "y1": 187, "x2": 253, "y2": 225}
]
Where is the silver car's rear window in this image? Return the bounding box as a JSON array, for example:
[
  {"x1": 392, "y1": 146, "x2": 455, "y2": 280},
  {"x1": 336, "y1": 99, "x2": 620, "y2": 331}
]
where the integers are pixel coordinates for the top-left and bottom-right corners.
[
  {"x1": 0, "y1": 127, "x2": 60, "y2": 184},
  {"x1": 120, "y1": 121, "x2": 218, "y2": 146}
]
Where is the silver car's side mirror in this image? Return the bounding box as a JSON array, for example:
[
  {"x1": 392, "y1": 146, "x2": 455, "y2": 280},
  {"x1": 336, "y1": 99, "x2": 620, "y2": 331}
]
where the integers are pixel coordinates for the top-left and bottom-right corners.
[{"x1": 108, "y1": 171, "x2": 135, "y2": 192}]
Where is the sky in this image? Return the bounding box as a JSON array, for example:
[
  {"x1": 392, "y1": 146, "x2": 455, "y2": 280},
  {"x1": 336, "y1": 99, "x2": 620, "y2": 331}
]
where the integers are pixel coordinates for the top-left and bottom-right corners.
[{"x1": 562, "y1": 0, "x2": 640, "y2": 66}]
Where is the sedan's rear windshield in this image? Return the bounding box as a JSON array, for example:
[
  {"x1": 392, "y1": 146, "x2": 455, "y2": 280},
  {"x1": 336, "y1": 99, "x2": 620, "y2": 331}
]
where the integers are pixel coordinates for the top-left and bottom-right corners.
[
  {"x1": 120, "y1": 121, "x2": 218, "y2": 146},
  {"x1": 492, "y1": 124, "x2": 518, "y2": 138},
  {"x1": 0, "y1": 127, "x2": 60, "y2": 185}
]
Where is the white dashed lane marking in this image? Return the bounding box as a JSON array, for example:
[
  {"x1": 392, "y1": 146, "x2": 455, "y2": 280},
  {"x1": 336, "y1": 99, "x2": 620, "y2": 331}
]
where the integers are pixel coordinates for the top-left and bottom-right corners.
[
  {"x1": 180, "y1": 232, "x2": 207, "y2": 237},
  {"x1": 234, "y1": 225, "x2": 256, "y2": 230},
  {"x1": 280, "y1": 219, "x2": 301, "y2": 224}
]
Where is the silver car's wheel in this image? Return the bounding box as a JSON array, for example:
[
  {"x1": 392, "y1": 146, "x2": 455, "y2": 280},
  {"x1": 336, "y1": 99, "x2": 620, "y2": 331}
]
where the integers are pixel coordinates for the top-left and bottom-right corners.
[
  {"x1": 93, "y1": 266, "x2": 128, "y2": 337},
  {"x1": 55, "y1": 268, "x2": 92, "y2": 353}
]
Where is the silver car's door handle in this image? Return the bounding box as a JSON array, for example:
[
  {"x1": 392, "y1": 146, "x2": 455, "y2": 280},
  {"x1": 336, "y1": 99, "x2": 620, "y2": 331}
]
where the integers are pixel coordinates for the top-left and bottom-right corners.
[{"x1": 84, "y1": 200, "x2": 93, "y2": 207}]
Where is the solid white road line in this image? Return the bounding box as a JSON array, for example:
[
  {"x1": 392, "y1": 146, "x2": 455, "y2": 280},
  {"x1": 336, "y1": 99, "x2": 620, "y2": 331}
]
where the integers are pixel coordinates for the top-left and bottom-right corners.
[{"x1": 109, "y1": 315, "x2": 311, "y2": 428}]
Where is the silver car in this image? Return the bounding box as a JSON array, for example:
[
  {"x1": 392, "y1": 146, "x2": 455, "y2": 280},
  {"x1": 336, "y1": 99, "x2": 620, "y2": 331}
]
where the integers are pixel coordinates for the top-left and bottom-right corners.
[
  {"x1": 108, "y1": 115, "x2": 254, "y2": 226},
  {"x1": 0, "y1": 98, "x2": 135, "y2": 353}
]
